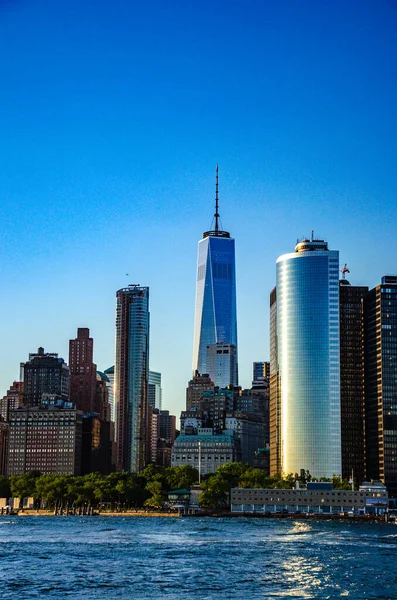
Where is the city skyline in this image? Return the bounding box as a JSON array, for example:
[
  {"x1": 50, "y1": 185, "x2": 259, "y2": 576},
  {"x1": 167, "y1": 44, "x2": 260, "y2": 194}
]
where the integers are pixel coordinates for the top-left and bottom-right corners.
[{"x1": 1, "y1": 1, "x2": 397, "y2": 418}]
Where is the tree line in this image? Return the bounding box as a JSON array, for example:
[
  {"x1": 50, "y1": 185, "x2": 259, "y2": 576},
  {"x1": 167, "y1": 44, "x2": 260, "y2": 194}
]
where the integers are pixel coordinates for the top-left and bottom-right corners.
[{"x1": 0, "y1": 464, "x2": 352, "y2": 510}]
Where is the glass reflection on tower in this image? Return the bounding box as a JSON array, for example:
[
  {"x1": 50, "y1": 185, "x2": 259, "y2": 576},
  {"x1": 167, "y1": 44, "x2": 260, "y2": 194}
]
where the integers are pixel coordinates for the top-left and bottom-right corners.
[
  {"x1": 275, "y1": 237, "x2": 341, "y2": 478},
  {"x1": 192, "y1": 168, "x2": 238, "y2": 385}
]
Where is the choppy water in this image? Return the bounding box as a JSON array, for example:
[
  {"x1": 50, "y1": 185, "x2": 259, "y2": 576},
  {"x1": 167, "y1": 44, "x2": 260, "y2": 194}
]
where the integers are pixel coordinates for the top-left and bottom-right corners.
[{"x1": 0, "y1": 516, "x2": 397, "y2": 599}]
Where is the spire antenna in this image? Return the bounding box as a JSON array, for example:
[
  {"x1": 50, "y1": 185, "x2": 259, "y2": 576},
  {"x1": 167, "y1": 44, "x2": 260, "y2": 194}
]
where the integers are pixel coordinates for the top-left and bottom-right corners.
[{"x1": 214, "y1": 164, "x2": 219, "y2": 233}]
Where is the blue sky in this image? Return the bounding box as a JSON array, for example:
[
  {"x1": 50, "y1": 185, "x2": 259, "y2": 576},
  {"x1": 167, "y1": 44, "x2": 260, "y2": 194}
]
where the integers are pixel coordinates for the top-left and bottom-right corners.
[{"x1": 1, "y1": 0, "x2": 397, "y2": 417}]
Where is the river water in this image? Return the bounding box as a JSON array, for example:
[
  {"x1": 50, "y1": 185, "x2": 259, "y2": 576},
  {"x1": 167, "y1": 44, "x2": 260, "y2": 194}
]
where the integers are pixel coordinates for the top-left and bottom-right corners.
[{"x1": 0, "y1": 516, "x2": 396, "y2": 599}]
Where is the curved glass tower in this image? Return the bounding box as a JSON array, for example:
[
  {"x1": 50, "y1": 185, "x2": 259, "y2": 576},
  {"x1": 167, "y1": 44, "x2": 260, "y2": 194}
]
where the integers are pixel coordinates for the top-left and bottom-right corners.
[
  {"x1": 192, "y1": 168, "x2": 238, "y2": 384},
  {"x1": 275, "y1": 238, "x2": 341, "y2": 478}
]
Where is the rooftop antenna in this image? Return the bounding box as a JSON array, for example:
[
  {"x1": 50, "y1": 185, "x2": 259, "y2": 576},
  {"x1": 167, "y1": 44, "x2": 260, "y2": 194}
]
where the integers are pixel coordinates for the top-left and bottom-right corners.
[
  {"x1": 340, "y1": 264, "x2": 350, "y2": 280},
  {"x1": 214, "y1": 164, "x2": 219, "y2": 233}
]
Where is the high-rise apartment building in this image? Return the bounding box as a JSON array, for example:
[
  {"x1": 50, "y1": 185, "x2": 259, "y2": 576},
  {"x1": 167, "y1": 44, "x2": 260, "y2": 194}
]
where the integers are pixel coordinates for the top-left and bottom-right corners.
[
  {"x1": 270, "y1": 237, "x2": 341, "y2": 478},
  {"x1": 186, "y1": 372, "x2": 214, "y2": 411},
  {"x1": 192, "y1": 167, "x2": 238, "y2": 384},
  {"x1": 7, "y1": 401, "x2": 82, "y2": 476},
  {"x1": 114, "y1": 285, "x2": 150, "y2": 473},
  {"x1": 206, "y1": 342, "x2": 238, "y2": 388},
  {"x1": 69, "y1": 328, "x2": 97, "y2": 413},
  {"x1": 364, "y1": 276, "x2": 397, "y2": 496},
  {"x1": 339, "y1": 279, "x2": 368, "y2": 484},
  {"x1": 21, "y1": 348, "x2": 69, "y2": 407},
  {"x1": 148, "y1": 371, "x2": 162, "y2": 410}
]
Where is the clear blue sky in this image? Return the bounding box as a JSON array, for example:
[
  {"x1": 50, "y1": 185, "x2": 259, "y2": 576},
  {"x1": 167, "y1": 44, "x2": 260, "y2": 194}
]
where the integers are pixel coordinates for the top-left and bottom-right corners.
[{"x1": 1, "y1": 0, "x2": 397, "y2": 418}]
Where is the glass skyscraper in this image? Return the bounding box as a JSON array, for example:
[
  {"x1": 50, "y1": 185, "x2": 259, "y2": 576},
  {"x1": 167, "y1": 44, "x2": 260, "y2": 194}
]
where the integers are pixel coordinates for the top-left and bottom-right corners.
[
  {"x1": 272, "y1": 238, "x2": 341, "y2": 478},
  {"x1": 114, "y1": 285, "x2": 150, "y2": 473},
  {"x1": 192, "y1": 168, "x2": 238, "y2": 384}
]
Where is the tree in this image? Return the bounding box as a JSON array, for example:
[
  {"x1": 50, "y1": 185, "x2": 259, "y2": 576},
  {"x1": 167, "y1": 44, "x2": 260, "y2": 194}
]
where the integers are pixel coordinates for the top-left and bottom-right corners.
[
  {"x1": 144, "y1": 480, "x2": 164, "y2": 509},
  {"x1": 238, "y1": 467, "x2": 267, "y2": 489},
  {"x1": 199, "y1": 474, "x2": 230, "y2": 508},
  {"x1": 0, "y1": 475, "x2": 11, "y2": 499},
  {"x1": 10, "y1": 471, "x2": 41, "y2": 507},
  {"x1": 164, "y1": 465, "x2": 198, "y2": 491}
]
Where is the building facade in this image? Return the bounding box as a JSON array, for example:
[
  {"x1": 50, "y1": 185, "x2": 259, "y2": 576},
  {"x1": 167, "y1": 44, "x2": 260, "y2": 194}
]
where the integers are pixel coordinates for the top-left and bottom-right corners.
[
  {"x1": 253, "y1": 361, "x2": 270, "y2": 382},
  {"x1": 206, "y1": 342, "x2": 238, "y2": 388},
  {"x1": 7, "y1": 402, "x2": 82, "y2": 476},
  {"x1": 1, "y1": 381, "x2": 23, "y2": 422},
  {"x1": 364, "y1": 276, "x2": 397, "y2": 496},
  {"x1": 21, "y1": 348, "x2": 69, "y2": 407},
  {"x1": 339, "y1": 280, "x2": 368, "y2": 484},
  {"x1": 114, "y1": 285, "x2": 150, "y2": 473},
  {"x1": 269, "y1": 287, "x2": 281, "y2": 474},
  {"x1": 104, "y1": 365, "x2": 115, "y2": 423},
  {"x1": 272, "y1": 238, "x2": 341, "y2": 478},
  {"x1": 69, "y1": 328, "x2": 97, "y2": 413},
  {"x1": 186, "y1": 372, "x2": 214, "y2": 411},
  {"x1": 171, "y1": 429, "x2": 237, "y2": 476},
  {"x1": 231, "y1": 481, "x2": 388, "y2": 515},
  {"x1": 192, "y1": 168, "x2": 238, "y2": 383},
  {"x1": 0, "y1": 420, "x2": 9, "y2": 476}
]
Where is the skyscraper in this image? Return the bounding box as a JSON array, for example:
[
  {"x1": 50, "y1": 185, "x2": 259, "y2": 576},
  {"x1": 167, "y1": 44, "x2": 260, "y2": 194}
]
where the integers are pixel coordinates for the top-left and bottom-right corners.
[
  {"x1": 364, "y1": 275, "x2": 397, "y2": 496},
  {"x1": 69, "y1": 328, "x2": 97, "y2": 413},
  {"x1": 192, "y1": 167, "x2": 238, "y2": 384},
  {"x1": 114, "y1": 285, "x2": 150, "y2": 473},
  {"x1": 339, "y1": 278, "x2": 368, "y2": 484},
  {"x1": 271, "y1": 237, "x2": 341, "y2": 478}
]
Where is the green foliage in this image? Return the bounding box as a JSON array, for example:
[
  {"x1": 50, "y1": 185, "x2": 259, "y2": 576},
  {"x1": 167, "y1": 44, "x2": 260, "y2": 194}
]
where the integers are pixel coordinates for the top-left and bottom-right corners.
[
  {"x1": 2, "y1": 464, "x2": 354, "y2": 510},
  {"x1": 199, "y1": 474, "x2": 230, "y2": 508},
  {"x1": 10, "y1": 471, "x2": 40, "y2": 502},
  {"x1": 0, "y1": 475, "x2": 11, "y2": 498},
  {"x1": 163, "y1": 465, "x2": 199, "y2": 490}
]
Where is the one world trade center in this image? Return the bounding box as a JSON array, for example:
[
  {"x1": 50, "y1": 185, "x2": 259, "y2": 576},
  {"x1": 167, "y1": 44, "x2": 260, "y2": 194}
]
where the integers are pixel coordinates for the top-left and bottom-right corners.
[{"x1": 192, "y1": 167, "x2": 238, "y2": 385}]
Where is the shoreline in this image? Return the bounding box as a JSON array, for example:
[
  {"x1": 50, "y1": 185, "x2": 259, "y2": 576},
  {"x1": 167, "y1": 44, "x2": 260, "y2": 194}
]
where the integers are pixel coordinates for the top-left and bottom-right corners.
[{"x1": 8, "y1": 510, "x2": 394, "y2": 522}]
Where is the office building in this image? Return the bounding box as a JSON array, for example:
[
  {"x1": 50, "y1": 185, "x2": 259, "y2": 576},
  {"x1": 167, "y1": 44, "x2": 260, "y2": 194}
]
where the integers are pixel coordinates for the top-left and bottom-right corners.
[
  {"x1": 206, "y1": 342, "x2": 238, "y2": 388},
  {"x1": 114, "y1": 285, "x2": 150, "y2": 473},
  {"x1": 192, "y1": 167, "x2": 238, "y2": 384},
  {"x1": 339, "y1": 279, "x2": 368, "y2": 483},
  {"x1": 7, "y1": 401, "x2": 82, "y2": 476},
  {"x1": 21, "y1": 348, "x2": 69, "y2": 407},
  {"x1": 269, "y1": 287, "x2": 280, "y2": 474},
  {"x1": 225, "y1": 412, "x2": 265, "y2": 465},
  {"x1": 69, "y1": 328, "x2": 97, "y2": 413},
  {"x1": 253, "y1": 361, "x2": 270, "y2": 382},
  {"x1": 148, "y1": 371, "x2": 162, "y2": 411},
  {"x1": 201, "y1": 388, "x2": 234, "y2": 433},
  {"x1": 186, "y1": 372, "x2": 214, "y2": 411},
  {"x1": 159, "y1": 410, "x2": 176, "y2": 445},
  {"x1": 364, "y1": 276, "x2": 397, "y2": 496},
  {"x1": 271, "y1": 237, "x2": 341, "y2": 478},
  {"x1": 171, "y1": 428, "x2": 237, "y2": 475}
]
